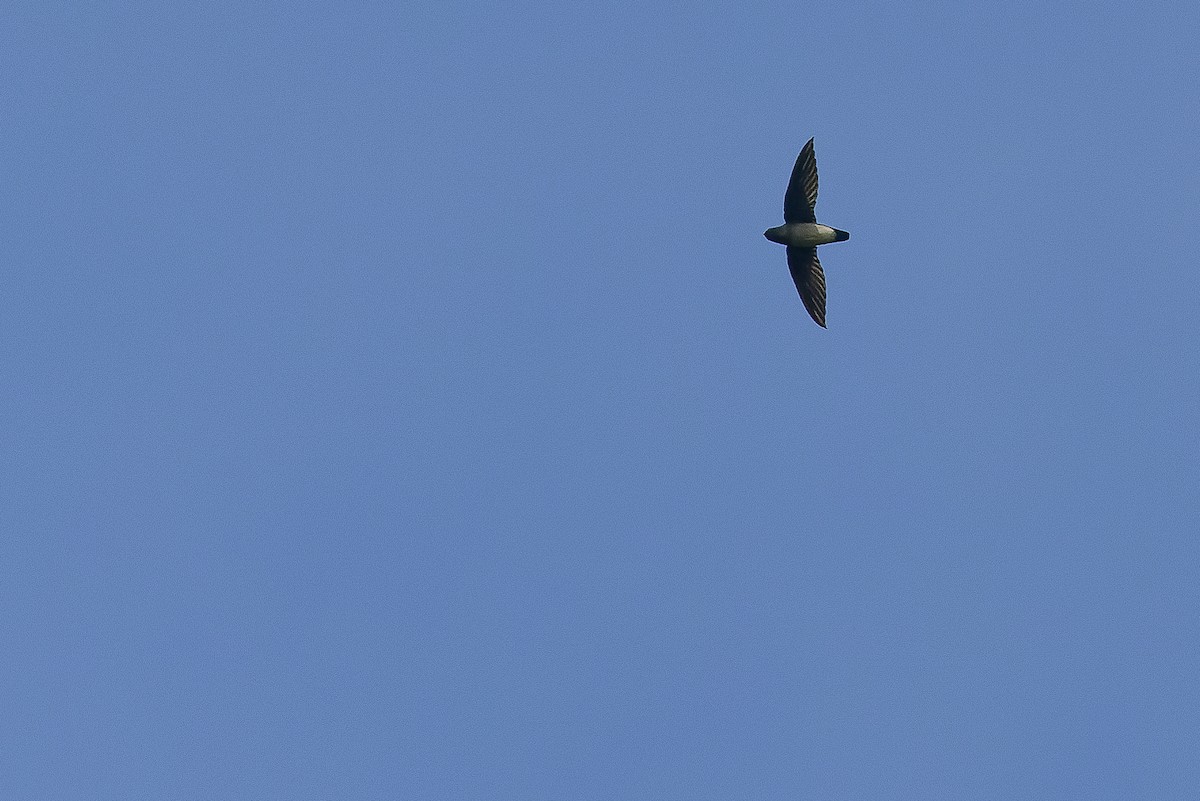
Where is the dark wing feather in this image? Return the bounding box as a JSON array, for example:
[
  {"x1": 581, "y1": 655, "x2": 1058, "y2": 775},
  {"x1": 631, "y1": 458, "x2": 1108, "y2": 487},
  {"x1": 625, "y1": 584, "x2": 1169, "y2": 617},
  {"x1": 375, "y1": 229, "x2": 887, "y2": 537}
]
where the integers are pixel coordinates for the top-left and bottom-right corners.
[
  {"x1": 786, "y1": 246, "x2": 827, "y2": 327},
  {"x1": 783, "y1": 138, "x2": 819, "y2": 224}
]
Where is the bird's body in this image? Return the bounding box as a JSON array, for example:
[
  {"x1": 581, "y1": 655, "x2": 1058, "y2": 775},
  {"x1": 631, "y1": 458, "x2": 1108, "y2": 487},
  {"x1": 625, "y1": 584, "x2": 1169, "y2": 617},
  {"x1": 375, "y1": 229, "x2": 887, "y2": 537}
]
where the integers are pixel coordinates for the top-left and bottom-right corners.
[
  {"x1": 764, "y1": 222, "x2": 849, "y2": 248},
  {"x1": 763, "y1": 138, "x2": 849, "y2": 327}
]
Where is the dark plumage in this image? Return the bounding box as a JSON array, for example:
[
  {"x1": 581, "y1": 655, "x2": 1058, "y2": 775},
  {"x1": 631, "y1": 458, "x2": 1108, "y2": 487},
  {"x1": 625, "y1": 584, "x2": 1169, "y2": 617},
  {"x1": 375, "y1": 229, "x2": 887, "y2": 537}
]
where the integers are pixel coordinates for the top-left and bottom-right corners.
[{"x1": 763, "y1": 138, "x2": 850, "y2": 328}]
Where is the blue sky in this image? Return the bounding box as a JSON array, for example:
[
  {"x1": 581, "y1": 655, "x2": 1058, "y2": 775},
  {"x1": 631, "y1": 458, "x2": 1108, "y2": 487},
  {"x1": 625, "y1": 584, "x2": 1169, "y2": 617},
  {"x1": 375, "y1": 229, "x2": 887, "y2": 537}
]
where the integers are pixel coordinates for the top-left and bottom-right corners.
[{"x1": 3, "y1": 2, "x2": 1199, "y2": 798}]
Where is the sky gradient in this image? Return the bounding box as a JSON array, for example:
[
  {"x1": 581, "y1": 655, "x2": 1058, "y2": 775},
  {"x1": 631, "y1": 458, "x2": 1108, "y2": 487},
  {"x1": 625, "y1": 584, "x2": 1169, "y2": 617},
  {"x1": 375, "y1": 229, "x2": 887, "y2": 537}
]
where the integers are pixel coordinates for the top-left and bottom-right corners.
[{"x1": 3, "y1": 2, "x2": 1199, "y2": 799}]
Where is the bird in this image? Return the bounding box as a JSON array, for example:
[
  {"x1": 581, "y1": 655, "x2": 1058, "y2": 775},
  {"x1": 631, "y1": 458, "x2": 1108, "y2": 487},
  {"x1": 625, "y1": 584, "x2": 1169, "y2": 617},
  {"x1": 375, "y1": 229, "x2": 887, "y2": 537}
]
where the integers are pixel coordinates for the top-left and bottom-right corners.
[{"x1": 763, "y1": 138, "x2": 850, "y2": 327}]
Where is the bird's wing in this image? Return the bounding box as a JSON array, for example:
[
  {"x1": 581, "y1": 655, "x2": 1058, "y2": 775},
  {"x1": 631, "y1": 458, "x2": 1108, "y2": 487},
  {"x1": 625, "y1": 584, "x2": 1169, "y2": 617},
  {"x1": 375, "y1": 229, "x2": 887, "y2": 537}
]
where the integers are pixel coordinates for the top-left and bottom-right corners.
[
  {"x1": 786, "y1": 246, "x2": 827, "y2": 327},
  {"x1": 783, "y1": 137, "x2": 818, "y2": 224}
]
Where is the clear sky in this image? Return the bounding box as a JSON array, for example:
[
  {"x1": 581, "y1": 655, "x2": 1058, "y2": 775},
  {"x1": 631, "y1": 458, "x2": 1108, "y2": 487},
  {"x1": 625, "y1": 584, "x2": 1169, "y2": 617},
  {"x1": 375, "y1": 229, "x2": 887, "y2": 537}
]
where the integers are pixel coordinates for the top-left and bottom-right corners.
[{"x1": 4, "y1": 2, "x2": 1199, "y2": 799}]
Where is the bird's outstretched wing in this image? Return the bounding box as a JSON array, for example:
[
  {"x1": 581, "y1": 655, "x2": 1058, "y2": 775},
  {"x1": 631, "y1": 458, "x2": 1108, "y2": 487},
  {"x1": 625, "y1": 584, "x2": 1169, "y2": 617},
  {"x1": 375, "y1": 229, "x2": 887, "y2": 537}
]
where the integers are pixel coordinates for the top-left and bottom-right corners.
[
  {"x1": 786, "y1": 246, "x2": 827, "y2": 327},
  {"x1": 783, "y1": 137, "x2": 819, "y2": 224}
]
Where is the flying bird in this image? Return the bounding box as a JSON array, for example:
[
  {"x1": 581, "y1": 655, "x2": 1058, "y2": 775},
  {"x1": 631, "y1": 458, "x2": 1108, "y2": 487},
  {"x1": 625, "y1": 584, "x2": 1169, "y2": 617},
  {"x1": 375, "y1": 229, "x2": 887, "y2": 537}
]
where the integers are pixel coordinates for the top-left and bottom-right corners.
[{"x1": 763, "y1": 138, "x2": 850, "y2": 327}]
